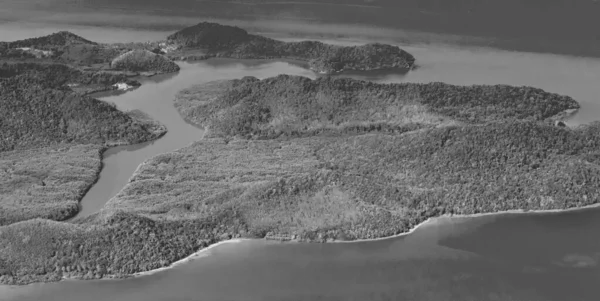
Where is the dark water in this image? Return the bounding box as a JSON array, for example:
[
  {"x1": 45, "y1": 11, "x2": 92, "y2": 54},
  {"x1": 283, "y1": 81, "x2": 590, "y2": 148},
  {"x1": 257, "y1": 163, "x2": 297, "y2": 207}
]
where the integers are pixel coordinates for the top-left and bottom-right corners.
[{"x1": 3, "y1": 18, "x2": 600, "y2": 301}]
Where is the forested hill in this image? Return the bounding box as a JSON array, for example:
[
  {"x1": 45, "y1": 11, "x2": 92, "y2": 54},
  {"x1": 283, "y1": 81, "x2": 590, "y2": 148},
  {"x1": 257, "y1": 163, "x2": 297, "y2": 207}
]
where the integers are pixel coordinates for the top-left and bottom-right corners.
[
  {"x1": 166, "y1": 22, "x2": 415, "y2": 73},
  {"x1": 175, "y1": 75, "x2": 579, "y2": 139},
  {"x1": 0, "y1": 63, "x2": 166, "y2": 226},
  {"x1": 0, "y1": 73, "x2": 164, "y2": 152}
]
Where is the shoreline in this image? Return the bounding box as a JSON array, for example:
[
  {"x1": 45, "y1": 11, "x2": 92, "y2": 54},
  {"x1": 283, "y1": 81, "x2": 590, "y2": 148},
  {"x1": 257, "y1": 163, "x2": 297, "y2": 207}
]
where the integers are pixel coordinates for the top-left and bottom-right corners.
[
  {"x1": 70, "y1": 201, "x2": 600, "y2": 280},
  {"x1": 3, "y1": 201, "x2": 600, "y2": 287}
]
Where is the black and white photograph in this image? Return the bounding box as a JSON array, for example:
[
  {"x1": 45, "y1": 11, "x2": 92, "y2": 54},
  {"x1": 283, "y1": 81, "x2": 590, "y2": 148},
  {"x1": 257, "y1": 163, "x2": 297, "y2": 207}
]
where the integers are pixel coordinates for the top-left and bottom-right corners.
[{"x1": 1, "y1": 1, "x2": 600, "y2": 300}]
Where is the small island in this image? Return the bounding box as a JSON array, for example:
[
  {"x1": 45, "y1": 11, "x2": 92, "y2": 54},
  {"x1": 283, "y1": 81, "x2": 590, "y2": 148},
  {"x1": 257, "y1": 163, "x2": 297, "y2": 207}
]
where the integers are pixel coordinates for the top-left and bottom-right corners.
[
  {"x1": 3, "y1": 71, "x2": 599, "y2": 285},
  {"x1": 164, "y1": 22, "x2": 416, "y2": 74}
]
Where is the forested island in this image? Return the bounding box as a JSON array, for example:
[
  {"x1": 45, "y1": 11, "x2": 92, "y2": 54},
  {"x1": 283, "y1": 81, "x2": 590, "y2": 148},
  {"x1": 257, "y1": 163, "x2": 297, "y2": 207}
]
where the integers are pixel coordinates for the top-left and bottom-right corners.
[
  {"x1": 4, "y1": 72, "x2": 600, "y2": 285},
  {"x1": 0, "y1": 31, "x2": 179, "y2": 77},
  {"x1": 164, "y1": 22, "x2": 416, "y2": 74}
]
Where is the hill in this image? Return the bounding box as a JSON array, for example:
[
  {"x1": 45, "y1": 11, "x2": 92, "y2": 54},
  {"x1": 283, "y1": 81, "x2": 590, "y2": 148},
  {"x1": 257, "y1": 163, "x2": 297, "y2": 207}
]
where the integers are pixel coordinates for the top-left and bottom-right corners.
[
  {"x1": 175, "y1": 75, "x2": 578, "y2": 139},
  {"x1": 110, "y1": 49, "x2": 180, "y2": 74},
  {"x1": 166, "y1": 22, "x2": 415, "y2": 73},
  {"x1": 8, "y1": 31, "x2": 97, "y2": 50},
  {"x1": 0, "y1": 66, "x2": 166, "y2": 226}
]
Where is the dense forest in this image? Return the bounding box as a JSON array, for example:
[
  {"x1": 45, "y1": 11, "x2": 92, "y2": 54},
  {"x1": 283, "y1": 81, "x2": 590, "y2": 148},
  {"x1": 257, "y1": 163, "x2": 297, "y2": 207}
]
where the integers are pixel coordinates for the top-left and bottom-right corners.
[
  {"x1": 166, "y1": 22, "x2": 415, "y2": 73},
  {"x1": 175, "y1": 75, "x2": 578, "y2": 139},
  {"x1": 1, "y1": 32, "x2": 180, "y2": 73},
  {"x1": 0, "y1": 74, "x2": 164, "y2": 152},
  {"x1": 1, "y1": 72, "x2": 593, "y2": 285},
  {"x1": 0, "y1": 62, "x2": 140, "y2": 92},
  {"x1": 0, "y1": 62, "x2": 167, "y2": 227},
  {"x1": 110, "y1": 49, "x2": 180, "y2": 74}
]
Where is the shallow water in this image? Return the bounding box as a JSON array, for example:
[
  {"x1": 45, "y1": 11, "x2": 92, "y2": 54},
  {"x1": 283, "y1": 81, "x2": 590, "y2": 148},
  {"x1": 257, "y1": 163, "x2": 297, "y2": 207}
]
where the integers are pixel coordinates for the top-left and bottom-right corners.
[{"x1": 3, "y1": 23, "x2": 600, "y2": 300}]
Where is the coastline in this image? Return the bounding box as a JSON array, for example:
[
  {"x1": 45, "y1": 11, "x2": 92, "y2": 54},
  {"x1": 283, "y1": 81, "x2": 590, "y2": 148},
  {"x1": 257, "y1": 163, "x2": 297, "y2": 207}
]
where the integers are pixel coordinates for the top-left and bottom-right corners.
[
  {"x1": 129, "y1": 239, "x2": 246, "y2": 278},
  {"x1": 3, "y1": 200, "x2": 600, "y2": 287}
]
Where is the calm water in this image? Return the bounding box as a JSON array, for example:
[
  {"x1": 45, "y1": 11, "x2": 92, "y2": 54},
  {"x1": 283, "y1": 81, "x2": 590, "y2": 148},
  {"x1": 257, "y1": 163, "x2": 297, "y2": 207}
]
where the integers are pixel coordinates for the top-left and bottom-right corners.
[{"x1": 3, "y1": 23, "x2": 600, "y2": 300}]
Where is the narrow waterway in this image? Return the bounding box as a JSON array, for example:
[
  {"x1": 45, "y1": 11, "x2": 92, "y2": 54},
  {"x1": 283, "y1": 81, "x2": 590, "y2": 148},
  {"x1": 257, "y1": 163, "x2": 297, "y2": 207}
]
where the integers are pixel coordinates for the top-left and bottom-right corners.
[{"x1": 73, "y1": 60, "x2": 316, "y2": 219}]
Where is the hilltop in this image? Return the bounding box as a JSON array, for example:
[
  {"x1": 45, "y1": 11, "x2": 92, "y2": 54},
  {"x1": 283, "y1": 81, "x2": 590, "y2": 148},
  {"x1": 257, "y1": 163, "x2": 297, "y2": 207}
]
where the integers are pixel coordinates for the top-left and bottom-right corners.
[
  {"x1": 2, "y1": 32, "x2": 180, "y2": 74},
  {"x1": 165, "y1": 22, "x2": 415, "y2": 74},
  {"x1": 111, "y1": 49, "x2": 180, "y2": 74}
]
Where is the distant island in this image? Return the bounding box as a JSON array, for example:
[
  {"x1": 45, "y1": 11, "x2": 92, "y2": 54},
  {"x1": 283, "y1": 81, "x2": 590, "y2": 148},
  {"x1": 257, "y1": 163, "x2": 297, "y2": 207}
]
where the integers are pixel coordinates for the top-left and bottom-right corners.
[
  {"x1": 164, "y1": 22, "x2": 416, "y2": 74},
  {"x1": 3, "y1": 69, "x2": 599, "y2": 285}
]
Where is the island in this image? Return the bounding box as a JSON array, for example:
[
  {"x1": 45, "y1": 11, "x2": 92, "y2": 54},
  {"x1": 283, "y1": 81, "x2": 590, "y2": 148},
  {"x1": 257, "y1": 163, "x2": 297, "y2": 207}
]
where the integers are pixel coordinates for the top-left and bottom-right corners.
[
  {"x1": 3, "y1": 71, "x2": 599, "y2": 285},
  {"x1": 164, "y1": 22, "x2": 416, "y2": 74}
]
